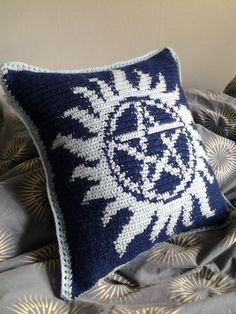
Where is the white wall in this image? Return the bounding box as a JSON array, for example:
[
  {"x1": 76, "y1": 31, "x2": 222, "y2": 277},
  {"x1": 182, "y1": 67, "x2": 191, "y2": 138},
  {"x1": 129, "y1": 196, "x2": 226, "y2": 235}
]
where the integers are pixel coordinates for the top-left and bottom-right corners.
[{"x1": 0, "y1": 0, "x2": 235, "y2": 90}]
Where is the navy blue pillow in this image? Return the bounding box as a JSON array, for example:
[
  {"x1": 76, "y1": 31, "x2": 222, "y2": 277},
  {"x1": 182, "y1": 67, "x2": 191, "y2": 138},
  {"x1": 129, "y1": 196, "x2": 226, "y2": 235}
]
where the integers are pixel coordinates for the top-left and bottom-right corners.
[{"x1": 0, "y1": 48, "x2": 228, "y2": 300}]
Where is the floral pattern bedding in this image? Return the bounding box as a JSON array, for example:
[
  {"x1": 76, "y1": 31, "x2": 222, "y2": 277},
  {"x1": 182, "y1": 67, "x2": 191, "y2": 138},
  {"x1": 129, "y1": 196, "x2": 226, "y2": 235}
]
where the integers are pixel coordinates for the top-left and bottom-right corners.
[{"x1": 1, "y1": 88, "x2": 236, "y2": 314}]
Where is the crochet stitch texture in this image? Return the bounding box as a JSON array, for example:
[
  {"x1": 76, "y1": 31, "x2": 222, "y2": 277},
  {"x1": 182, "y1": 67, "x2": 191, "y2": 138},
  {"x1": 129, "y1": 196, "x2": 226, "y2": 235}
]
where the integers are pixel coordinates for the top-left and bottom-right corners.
[{"x1": 0, "y1": 48, "x2": 227, "y2": 300}]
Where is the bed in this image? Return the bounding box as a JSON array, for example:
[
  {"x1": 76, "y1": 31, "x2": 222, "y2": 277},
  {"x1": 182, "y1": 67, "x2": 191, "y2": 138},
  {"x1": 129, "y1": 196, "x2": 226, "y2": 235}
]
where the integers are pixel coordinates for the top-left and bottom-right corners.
[{"x1": 1, "y1": 85, "x2": 236, "y2": 314}]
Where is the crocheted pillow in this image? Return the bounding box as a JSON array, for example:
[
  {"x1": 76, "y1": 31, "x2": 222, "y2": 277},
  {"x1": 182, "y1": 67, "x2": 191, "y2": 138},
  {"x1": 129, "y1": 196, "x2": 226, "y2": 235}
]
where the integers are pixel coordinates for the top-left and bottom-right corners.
[{"x1": 0, "y1": 48, "x2": 228, "y2": 300}]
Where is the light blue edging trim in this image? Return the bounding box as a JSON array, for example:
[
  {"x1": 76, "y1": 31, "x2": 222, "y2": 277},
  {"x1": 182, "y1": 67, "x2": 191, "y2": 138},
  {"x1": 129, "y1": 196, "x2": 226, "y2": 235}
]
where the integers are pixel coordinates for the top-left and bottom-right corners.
[
  {"x1": 0, "y1": 69, "x2": 73, "y2": 300},
  {"x1": 0, "y1": 47, "x2": 175, "y2": 75}
]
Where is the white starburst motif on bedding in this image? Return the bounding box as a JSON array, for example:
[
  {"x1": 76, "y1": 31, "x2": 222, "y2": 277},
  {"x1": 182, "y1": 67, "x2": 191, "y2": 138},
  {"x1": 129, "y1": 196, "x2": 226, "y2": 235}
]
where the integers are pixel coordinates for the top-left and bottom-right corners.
[{"x1": 52, "y1": 70, "x2": 215, "y2": 257}]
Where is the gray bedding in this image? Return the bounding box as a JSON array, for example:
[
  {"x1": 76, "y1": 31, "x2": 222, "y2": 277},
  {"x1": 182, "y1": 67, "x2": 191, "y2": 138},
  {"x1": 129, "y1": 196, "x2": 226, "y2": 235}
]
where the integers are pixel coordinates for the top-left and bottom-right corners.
[{"x1": 1, "y1": 88, "x2": 236, "y2": 314}]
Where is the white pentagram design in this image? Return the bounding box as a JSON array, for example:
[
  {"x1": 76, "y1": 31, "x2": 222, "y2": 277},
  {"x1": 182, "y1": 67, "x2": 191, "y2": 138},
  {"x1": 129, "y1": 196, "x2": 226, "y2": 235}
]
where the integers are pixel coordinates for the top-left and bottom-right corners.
[
  {"x1": 52, "y1": 69, "x2": 216, "y2": 257},
  {"x1": 105, "y1": 99, "x2": 194, "y2": 203}
]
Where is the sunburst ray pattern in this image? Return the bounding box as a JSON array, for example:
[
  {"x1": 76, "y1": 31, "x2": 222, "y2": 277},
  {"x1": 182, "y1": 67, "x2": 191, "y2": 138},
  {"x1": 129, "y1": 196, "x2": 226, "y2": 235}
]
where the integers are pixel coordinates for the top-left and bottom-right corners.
[
  {"x1": 147, "y1": 234, "x2": 202, "y2": 267},
  {"x1": 194, "y1": 104, "x2": 236, "y2": 139},
  {"x1": 170, "y1": 267, "x2": 234, "y2": 304},
  {"x1": 9, "y1": 296, "x2": 96, "y2": 314},
  {"x1": 14, "y1": 157, "x2": 42, "y2": 173},
  {"x1": 0, "y1": 229, "x2": 15, "y2": 261},
  {"x1": 19, "y1": 169, "x2": 52, "y2": 222},
  {"x1": 24, "y1": 242, "x2": 59, "y2": 270},
  {"x1": 0, "y1": 137, "x2": 29, "y2": 176},
  {"x1": 205, "y1": 136, "x2": 236, "y2": 183},
  {"x1": 224, "y1": 76, "x2": 236, "y2": 97},
  {"x1": 220, "y1": 224, "x2": 236, "y2": 250},
  {"x1": 8, "y1": 296, "x2": 70, "y2": 314},
  {"x1": 4, "y1": 105, "x2": 19, "y2": 123},
  {"x1": 207, "y1": 90, "x2": 228, "y2": 102},
  {"x1": 88, "y1": 271, "x2": 140, "y2": 303}
]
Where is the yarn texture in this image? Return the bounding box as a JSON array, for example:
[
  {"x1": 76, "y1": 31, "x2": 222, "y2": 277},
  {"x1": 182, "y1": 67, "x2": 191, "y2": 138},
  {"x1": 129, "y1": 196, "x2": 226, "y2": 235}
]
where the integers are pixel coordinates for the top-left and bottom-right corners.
[{"x1": 0, "y1": 48, "x2": 227, "y2": 300}]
